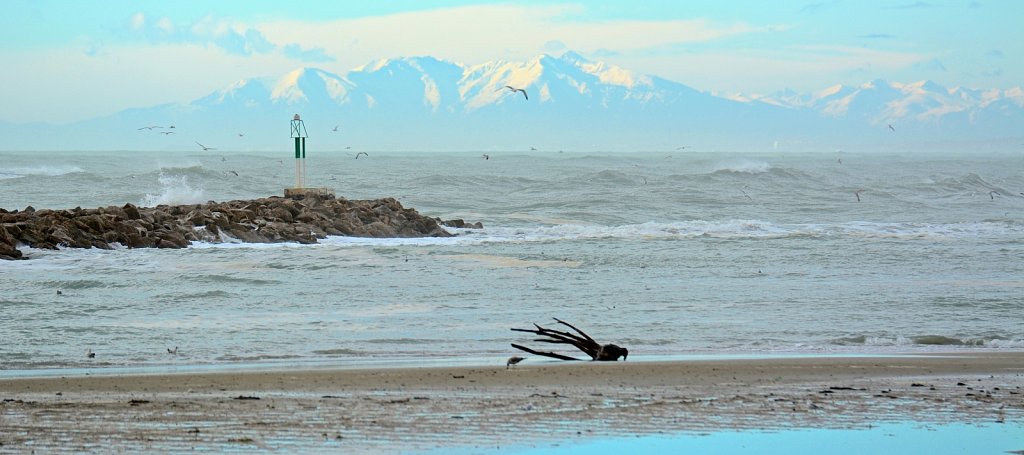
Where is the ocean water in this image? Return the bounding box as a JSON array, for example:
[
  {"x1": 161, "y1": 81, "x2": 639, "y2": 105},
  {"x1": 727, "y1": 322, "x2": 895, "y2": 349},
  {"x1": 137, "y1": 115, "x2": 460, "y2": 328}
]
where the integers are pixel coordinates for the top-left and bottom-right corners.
[{"x1": 1, "y1": 150, "x2": 1022, "y2": 372}]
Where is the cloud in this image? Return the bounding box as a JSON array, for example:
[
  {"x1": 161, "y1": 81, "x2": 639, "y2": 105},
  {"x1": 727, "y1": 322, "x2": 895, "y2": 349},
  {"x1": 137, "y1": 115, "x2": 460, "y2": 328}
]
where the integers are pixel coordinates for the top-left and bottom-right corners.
[
  {"x1": 913, "y1": 58, "x2": 947, "y2": 71},
  {"x1": 254, "y1": 4, "x2": 775, "y2": 73},
  {"x1": 130, "y1": 12, "x2": 145, "y2": 31},
  {"x1": 282, "y1": 44, "x2": 334, "y2": 62},
  {"x1": 543, "y1": 40, "x2": 567, "y2": 53}
]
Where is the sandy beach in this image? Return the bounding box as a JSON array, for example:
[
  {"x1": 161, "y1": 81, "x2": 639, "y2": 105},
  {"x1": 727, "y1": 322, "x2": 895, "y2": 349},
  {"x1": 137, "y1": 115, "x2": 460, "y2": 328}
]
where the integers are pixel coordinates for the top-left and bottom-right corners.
[{"x1": 1, "y1": 352, "x2": 1022, "y2": 453}]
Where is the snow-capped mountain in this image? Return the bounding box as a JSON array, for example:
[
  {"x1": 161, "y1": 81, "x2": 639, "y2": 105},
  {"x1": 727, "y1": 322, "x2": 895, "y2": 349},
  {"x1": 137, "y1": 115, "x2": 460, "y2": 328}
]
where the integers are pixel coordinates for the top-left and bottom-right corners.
[{"x1": 3, "y1": 51, "x2": 1021, "y2": 151}]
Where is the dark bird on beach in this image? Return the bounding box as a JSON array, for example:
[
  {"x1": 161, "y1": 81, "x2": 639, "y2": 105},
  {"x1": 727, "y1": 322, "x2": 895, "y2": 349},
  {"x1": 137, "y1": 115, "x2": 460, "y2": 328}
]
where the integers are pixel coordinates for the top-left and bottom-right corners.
[
  {"x1": 354, "y1": 151, "x2": 368, "y2": 159},
  {"x1": 167, "y1": 347, "x2": 178, "y2": 355},
  {"x1": 196, "y1": 142, "x2": 215, "y2": 151},
  {"x1": 56, "y1": 289, "x2": 62, "y2": 295},
  {"x1": 504, "y1": 85, "x2": 528, "y2": 100},
  {"x1": 86, "y1": 349, "x2": 96, "y2": 359},
  {"x1": 506, "y1": 356, "x2": 525, "y2": 369}
]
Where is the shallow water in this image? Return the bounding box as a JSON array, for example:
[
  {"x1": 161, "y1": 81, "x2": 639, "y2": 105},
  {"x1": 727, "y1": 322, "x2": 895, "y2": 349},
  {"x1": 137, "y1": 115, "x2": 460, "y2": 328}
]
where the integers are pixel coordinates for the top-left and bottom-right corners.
[
  {"x1": 1, "y1": 150, "x2": 1023, "y2": 372},
  {"x1": 489, "y1": 422, "x2": 1024, "y2": 455}
]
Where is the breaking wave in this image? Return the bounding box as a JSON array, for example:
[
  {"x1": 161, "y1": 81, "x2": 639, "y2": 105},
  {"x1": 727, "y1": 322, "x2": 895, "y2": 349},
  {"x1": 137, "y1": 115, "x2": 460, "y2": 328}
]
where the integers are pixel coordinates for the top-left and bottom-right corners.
[{"x1": 140, "y1": 173, "x2": 208, "y2": 207}]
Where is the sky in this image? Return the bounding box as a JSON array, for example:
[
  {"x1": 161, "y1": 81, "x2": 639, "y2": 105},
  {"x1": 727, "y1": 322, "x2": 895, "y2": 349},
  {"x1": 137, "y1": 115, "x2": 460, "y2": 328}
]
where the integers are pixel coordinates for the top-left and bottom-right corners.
[{"x1": 1, "y1": 0, "x2": 1021, "y2": 124}]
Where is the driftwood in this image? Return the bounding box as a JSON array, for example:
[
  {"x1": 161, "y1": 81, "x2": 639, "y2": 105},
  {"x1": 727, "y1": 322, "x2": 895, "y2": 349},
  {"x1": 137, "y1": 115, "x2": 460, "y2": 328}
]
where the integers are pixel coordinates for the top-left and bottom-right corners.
[{"x1": 511, "y1": 318, "x2": 628, "y2": 361}]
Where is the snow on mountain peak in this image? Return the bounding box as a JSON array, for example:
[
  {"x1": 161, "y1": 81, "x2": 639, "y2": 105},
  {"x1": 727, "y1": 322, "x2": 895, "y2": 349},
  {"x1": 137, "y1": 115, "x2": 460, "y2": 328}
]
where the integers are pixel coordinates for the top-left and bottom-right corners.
[{"x1": 270, "y1": 67, "x2": 353, "y2": 105}]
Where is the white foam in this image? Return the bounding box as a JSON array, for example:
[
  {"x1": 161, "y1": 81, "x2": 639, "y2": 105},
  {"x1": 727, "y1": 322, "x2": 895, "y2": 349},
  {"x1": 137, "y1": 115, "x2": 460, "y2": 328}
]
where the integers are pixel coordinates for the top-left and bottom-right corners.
[
  {"x1": 711, "y1": 159, "x2": 772, "y2": 174},
  {"x1": 140, "y1": 173, "x2": 207, "y2": 207},
  {"x1": 0, "y1": 164, "x2": 84, "y2": 179}
]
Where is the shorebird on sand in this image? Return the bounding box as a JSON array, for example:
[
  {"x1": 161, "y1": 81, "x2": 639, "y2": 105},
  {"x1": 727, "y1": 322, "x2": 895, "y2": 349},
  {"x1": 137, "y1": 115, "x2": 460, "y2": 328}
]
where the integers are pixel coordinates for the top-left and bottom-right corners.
[{"x1": 506, "y1": 356, "x2": 525, "y2": 369}]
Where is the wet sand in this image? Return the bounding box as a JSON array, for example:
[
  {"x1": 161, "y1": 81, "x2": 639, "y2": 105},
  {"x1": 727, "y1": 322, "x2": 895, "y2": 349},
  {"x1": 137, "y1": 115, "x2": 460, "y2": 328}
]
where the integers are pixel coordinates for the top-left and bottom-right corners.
[{"x1": 1, "y1": 352, "x2": 1022, "y2": 453}]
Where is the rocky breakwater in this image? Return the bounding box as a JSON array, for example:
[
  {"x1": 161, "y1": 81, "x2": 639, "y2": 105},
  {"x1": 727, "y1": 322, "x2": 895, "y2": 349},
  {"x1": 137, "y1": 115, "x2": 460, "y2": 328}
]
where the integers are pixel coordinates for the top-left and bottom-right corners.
[{"x1": 0, "y1": 195, "x2": 475, "y2": 260}]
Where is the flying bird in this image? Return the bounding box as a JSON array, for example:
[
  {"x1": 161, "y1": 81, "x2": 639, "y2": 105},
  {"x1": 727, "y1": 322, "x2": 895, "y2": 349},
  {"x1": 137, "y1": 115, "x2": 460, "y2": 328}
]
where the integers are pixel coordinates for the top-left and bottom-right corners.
[
  {"x1": 167, "y1": 346, "x2": 178, "y2": 355},
  {"x1": 482, "y1": 154, "x2": 490, "y2": 160},
  {"x1": 196, "y1": 142, "x2": 216, "y2": 151},
  {"x1": 854, "y1": 189, "x2": 864, "y2": 202},
  {"x1": 504, "y1": 85, "x2": 528, "y2": 100},
  {"x1": 160, "y1": 131, "x2": 175, "y2": 135},
  {"x1": 888, "y1": 124, "x2": 896, "y2": 132},
  {"x1": 989, "y1": 190, "x2": 999, "y2": 200},
  {"x1": 332, "y1": 125, "x2": 340, "y2": 132},
  {"x1": 354, "y1": 151, "x2": 368, "y2": 159}
]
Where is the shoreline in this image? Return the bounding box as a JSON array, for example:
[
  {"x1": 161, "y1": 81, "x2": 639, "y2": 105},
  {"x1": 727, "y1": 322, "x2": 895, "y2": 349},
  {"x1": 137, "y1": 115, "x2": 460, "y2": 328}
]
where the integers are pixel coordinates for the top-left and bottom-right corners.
[{"x1": 2, "y1": 352, "x2": 1021, "y2": 452}]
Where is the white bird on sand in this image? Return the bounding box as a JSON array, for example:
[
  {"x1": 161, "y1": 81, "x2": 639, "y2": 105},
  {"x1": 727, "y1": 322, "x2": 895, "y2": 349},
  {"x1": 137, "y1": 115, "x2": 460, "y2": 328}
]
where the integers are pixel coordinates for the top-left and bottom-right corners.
[
  {"x1": 196, "y1": 142, "x2": 216, "y2": 151},
  {"x1": 503, "y1": 85, "x2": 528, "y2": 100},
  {"x1": 506, "y1": 356, "x2": 525, "y2": 369}
]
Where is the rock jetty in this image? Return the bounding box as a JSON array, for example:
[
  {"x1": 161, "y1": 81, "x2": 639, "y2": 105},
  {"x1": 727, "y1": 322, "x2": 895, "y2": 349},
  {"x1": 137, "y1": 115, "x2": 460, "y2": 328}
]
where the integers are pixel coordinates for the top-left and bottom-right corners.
[{"x1": 0, "y1": 195, "x2": 478, "y2": 260}]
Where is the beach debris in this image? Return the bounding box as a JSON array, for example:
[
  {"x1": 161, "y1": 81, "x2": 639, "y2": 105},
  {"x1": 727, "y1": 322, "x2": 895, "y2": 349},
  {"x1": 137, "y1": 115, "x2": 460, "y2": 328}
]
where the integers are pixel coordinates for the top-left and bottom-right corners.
[
  {"x1": 510, "y1": 318, "x2": 628, "y2": 362},
  {"x1": 233, "y1": 395, "x2": 261, "y2": 400}
]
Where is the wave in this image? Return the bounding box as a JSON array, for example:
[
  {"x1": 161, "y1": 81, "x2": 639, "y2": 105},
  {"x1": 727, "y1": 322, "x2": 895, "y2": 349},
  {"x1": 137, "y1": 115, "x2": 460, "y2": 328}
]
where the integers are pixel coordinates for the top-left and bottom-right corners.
[
  {"x1": 182, "y1": 219, "x2": 1024, "y2": 251},
  {"x1": 711, "y1": 159, "x2": 772, "y2": 174},
  {"x1": 0, "y1": 164, "x2": 85, "y2": 180},
  {"x1": 139, "y1": 173, "x2": 208, "y2": 207},
  {"x1": 832, "y1": 334, "x2": 1023, "y2": 348}
]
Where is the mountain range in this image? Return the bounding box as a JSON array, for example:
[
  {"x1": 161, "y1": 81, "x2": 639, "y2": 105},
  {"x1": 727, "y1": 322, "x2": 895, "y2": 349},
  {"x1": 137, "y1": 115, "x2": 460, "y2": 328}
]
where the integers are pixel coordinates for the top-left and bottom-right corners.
[{"x1": 3, "y1": 51, "x2": 1021, "y2": 152}]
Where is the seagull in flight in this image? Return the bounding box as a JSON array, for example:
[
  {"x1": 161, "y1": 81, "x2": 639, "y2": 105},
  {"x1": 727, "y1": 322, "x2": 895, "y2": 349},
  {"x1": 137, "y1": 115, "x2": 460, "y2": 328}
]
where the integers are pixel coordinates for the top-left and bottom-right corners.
[
  {"x1": 888, "y1": 124, "x2": 896, "y2": 132},
  {"x1": 160, "y1": 131, "x2": 175, "y2": 135},
  {"x1": 482, "y1": 154, "x2": 490, "y2": 160},
  {"x1": 196, "y1": 141, "x2": 216, "y2": 151},
  {"x1": 332, "y1": 125, "x2": 340, "y2": 132},
  {"x1": 504, "y1": 85, "x2": 528, "y2": 100},
  {"x1": 354, "y1": 151, "x2": 368, "y2": 159},
  {"x1": 137, "y1": 125, "x2": 162, "y2": 130}
]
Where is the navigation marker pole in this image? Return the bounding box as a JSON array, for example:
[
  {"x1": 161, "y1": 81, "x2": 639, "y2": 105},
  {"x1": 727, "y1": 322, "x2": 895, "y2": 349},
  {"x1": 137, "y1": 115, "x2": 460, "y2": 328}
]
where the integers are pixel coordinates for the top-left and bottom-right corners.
[{"x1": 290, "y1": 114, "x2": 308, "y2": 189}]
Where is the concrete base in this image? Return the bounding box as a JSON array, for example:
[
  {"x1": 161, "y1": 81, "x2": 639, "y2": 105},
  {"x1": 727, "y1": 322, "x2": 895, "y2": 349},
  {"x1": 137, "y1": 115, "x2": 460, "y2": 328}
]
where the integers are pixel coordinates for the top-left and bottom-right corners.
[{"x1": 284, "y1": 188, "x2": 335, "y2": 199}]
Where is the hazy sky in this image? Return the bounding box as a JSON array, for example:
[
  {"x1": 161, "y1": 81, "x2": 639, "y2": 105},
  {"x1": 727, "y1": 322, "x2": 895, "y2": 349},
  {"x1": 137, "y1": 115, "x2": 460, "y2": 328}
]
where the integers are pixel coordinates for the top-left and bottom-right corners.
[{"x1": 1, "y1": 0, "x2": 1020, "y2": 123}]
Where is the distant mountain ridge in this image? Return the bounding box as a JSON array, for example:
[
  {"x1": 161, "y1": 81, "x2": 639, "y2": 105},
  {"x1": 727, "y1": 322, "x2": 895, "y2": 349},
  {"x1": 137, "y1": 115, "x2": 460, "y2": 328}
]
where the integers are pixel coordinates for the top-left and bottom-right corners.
[{"x1": 2, "y1": 51, "x2": 1021, "y2": 151}]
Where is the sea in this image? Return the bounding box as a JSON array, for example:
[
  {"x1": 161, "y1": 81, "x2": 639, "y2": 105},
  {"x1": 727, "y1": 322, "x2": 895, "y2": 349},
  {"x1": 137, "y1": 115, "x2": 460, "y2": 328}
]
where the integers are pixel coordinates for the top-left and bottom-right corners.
[{"x1": 1, "y1": 150, "x2": 1022, "y2": 374}]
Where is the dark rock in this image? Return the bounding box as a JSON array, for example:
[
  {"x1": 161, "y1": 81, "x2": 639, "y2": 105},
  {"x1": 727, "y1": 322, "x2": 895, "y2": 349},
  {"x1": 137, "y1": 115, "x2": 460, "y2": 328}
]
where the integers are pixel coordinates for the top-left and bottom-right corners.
[{"x1": 1, "y1": 196, "x2": 472, "y2": 259}]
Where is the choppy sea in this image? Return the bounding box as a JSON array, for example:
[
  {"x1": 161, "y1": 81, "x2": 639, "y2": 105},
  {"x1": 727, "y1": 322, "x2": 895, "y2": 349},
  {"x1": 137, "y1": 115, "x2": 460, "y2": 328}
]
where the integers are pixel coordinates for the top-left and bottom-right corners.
[{"x1": 1, "y1": 150, "x2": 1022, "y2": 373}]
